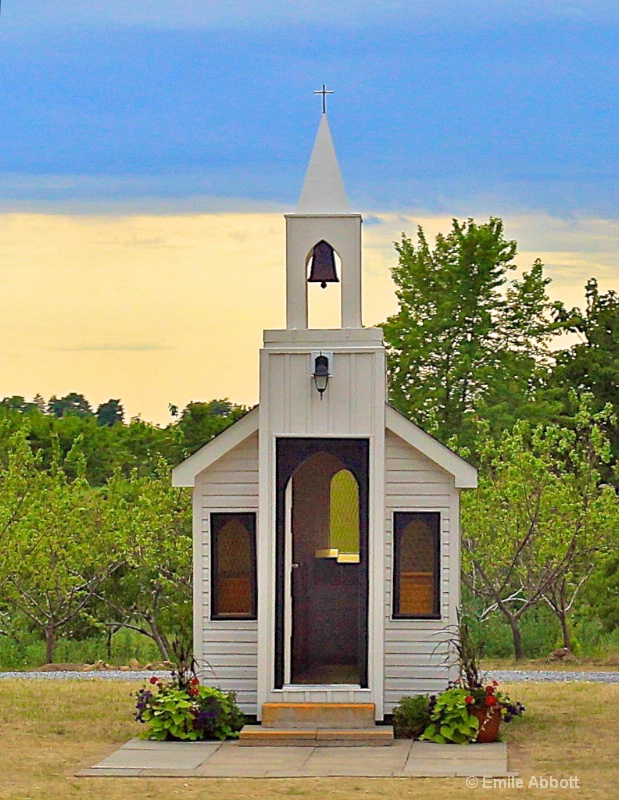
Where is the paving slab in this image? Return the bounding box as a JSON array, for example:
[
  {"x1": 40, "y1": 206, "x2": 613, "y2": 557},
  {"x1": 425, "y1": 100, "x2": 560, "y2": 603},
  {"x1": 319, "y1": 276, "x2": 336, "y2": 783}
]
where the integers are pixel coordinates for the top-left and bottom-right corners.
[{"x1": 80, "y1": 736, "x2": 513, "y2": 778}]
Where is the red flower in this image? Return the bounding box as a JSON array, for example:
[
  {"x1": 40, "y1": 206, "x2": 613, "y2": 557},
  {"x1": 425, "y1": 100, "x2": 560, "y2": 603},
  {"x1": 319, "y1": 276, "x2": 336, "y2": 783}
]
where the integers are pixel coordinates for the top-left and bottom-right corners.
[
  {"x1": 485, "y1": 685, "x2": 495, "y2": 695},
  {"x1": 492, "y1": 680, "x2": 499, "y2": 687},
  {"x1": 485, "y1": 695, "x2": 498, "y2": 707},
  {"x1": 465, "y1": 695, "x2": 474, "y2": 704},
  {"x1": 149, "y1": 676, "x2": 159, "y2": 685},
  {"x1": 188, "y1": 687, "x2": 199, "y2": 697},
  {"x1": 190, "y1": 677, "x2": 200, "y2": 686}
]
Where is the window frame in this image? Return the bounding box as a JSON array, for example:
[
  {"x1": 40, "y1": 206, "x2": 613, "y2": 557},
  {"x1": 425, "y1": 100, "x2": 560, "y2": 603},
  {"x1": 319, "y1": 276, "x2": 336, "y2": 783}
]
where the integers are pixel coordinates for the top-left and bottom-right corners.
[
  {"x1": 392, "y1": 511, "x2": 441, "y2": 620},
  {"x1": 210, "y1": 511, "x2": 257, "y2": 621}
]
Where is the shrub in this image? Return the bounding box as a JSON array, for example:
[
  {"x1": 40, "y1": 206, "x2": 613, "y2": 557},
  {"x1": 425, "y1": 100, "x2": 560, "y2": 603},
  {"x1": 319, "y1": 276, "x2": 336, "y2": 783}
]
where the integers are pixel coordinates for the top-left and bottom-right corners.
[
  {"x1": 135, "y1": 675, "x2": 245, "y2": 741},
  {"x1": 392, "y1": 694, "x2": 431, "y2": 739}
]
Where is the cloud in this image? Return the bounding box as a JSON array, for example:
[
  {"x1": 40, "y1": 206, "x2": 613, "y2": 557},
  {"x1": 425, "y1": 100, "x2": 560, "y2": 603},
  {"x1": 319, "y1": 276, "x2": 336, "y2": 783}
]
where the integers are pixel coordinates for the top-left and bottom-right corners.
[
  {"x1": 9, "y1": 1, "x2": 619, "y2": 29},
  {"x1": 0, "y1": 209, "x2": 616, "y2": 424},
  {"x1": 54, "y1": 343, "x2": 172, "y2": 353}
]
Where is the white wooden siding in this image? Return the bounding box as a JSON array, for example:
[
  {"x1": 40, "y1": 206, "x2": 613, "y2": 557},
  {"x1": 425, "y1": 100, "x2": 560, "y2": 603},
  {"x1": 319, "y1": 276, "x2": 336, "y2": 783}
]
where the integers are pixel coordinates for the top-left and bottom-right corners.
[
  {"x1": 196, "y1": 432, "x2": 259, "y2": 714},
  {"x1": 383, "y1": 430, "x2": 459, "y2": 712}
]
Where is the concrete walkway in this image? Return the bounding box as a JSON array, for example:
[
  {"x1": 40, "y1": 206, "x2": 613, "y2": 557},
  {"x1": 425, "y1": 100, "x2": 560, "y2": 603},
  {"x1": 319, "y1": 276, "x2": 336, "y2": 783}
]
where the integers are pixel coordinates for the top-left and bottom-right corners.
[{"x1": 77, "y1": 738, "x2": 513, "y2": 778}]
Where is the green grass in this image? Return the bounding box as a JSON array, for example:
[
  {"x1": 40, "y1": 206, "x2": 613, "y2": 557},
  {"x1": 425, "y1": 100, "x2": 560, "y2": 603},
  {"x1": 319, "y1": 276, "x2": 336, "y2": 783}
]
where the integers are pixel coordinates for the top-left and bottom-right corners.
[{"x1": 0, "y1": 680, "x2": 617, "y2": 799}]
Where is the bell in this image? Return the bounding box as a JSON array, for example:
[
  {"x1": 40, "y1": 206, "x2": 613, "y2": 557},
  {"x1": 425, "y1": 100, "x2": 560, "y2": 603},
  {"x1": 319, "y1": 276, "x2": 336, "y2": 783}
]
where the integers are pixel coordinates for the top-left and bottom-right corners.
[{"x1": 307, "y1": 240, "x2": 339, "y2": 288}]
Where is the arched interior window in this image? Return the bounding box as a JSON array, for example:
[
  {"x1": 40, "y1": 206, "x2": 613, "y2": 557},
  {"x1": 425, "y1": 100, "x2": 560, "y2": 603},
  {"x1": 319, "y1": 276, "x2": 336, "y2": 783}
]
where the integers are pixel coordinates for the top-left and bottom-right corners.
[
  {"x1": 211, "y1": 513, "x2": 256, "y2": 619},
  {"x1": 329, "y1": 469, "x2": 360, "y2": 560}
]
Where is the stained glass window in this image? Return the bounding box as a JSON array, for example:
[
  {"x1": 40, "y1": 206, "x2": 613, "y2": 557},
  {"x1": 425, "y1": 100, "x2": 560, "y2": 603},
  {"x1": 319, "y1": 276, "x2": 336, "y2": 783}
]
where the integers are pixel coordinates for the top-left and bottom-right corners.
[
  {"x1": 393, "y1": 512, "x2": 440, "y2": 618},
  {"x1": 211, "y1": 513, "x2": 256, "y2": 619}
]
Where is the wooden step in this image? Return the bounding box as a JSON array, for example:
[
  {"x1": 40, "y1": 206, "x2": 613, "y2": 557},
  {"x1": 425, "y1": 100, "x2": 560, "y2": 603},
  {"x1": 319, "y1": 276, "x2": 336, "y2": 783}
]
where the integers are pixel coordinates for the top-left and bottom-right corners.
[
  {"x1": 261, "y1": 702, "x2": 376, "y2": 729},
  {"x1": 239, "y1": 725, "x2": 394, "y2": 747}
]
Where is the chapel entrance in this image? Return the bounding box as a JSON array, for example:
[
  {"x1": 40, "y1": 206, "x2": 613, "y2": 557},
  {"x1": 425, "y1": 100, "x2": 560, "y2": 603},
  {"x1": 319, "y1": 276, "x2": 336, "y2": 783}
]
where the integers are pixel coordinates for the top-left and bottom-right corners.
[{"x1": 275, "y1": 438, "x2": 369, "y2": 688}]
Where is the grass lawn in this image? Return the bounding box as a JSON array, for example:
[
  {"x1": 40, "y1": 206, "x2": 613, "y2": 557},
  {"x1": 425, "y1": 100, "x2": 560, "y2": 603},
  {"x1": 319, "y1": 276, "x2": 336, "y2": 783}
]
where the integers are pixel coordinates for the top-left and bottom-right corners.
[{"x1": 0, "y1": 680, "x2": 616, "y2": 800}]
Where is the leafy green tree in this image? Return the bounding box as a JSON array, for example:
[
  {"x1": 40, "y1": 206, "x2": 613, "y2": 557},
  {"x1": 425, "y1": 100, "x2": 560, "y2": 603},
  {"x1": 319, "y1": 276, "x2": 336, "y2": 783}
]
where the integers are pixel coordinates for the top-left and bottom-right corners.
[
  {"x1": 0, "y1": 396, "x2": 39, "y2": 414},
  {"x1": 96, "y1": 399, "x2": 125, "y2": 427},
  {"x1": 383, "y1": 218, "x2": 560, "y2": 449},
  {"x1": 98, "y1": 465, "x2": 192, "y2": 659},
  {"x1": 177, "y1": 399, "x2": 249, "y2": 456},
  {"x1": 0, "y1": 436, "x2": 124, "y2": 662},
  {"x1": 552, "y1": 278, "x2": 619, "y2": 465},
  {"x1": 47, "y1": 392, "x2": 93, "y2": 419},
  {"x1": 462, "y1": 396, "x2": 617, "y2": 658}
]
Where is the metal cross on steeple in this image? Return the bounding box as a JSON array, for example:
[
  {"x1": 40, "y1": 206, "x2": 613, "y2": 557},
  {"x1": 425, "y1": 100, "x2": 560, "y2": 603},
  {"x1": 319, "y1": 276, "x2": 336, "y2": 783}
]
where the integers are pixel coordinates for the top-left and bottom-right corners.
[{"x1": 314, "y1": 84, "x2": 334, "y2": 114}]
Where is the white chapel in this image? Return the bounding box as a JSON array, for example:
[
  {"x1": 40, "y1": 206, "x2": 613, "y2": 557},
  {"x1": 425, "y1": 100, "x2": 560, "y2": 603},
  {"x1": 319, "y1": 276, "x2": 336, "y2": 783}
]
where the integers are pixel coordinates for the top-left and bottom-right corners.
[{"x1": 172, "y1": 107, "x2": 477, "y2": 735}]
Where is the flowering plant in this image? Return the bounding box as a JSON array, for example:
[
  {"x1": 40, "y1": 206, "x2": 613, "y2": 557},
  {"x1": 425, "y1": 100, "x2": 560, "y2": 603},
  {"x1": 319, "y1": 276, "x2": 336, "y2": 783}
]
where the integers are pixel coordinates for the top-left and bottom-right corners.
[
  {"x1": 463, "y1": 679, "x2": 525, "y2": 723},
  {"x1": 420, "y1": 680, "x2": 525, "y2": 744},
  {"x1": 135, "y1": 674, "x2": 245, "y2": 741}
]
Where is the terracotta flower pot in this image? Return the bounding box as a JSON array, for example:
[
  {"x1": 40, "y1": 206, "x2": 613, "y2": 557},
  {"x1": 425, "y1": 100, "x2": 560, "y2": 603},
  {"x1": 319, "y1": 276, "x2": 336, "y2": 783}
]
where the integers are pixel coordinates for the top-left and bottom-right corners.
[{"x1": 469, "y1": 706, "x2": 502, "y2": 743}]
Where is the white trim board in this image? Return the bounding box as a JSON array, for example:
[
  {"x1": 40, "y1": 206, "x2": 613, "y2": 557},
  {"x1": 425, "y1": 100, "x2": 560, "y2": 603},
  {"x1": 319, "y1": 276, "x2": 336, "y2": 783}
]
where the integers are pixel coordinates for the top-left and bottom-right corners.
[
  {"x1": 172, "y1": 407, "x2": 260, "y2": 487},
  {"x1": 385, "y1": 405, "x2": 477, "y2": 489},
  {"x1": 172, "y1": 402, "x2": 477, "y2": 489}
]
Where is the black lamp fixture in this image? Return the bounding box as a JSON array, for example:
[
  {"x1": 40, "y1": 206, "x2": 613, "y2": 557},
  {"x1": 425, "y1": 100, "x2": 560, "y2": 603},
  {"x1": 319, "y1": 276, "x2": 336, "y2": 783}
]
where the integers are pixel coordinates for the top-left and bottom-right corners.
[{"x1": 312, "y1": 353, "x2": 330, "y2": 399}]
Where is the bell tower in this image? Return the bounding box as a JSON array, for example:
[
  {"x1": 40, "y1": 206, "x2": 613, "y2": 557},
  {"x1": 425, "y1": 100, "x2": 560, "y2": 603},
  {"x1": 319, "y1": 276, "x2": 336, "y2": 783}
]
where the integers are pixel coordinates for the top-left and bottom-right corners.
[{"x1": 285, "y1": 113, "x2": 362, "y2": 330}]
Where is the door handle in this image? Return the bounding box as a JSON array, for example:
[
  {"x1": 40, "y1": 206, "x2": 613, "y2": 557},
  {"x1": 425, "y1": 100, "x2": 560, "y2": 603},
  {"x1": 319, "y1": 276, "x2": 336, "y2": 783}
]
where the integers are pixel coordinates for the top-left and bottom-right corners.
[{"x1": 291, "y1": 563, "x2": 300, "y2": 570}]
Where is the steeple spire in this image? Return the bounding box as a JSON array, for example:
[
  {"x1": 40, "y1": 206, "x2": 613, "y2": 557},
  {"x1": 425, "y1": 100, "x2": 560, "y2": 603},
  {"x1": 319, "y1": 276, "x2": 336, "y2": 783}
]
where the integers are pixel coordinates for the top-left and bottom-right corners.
[{"x1": 297, "y1": 114, "x2": 349, "y2": 214}]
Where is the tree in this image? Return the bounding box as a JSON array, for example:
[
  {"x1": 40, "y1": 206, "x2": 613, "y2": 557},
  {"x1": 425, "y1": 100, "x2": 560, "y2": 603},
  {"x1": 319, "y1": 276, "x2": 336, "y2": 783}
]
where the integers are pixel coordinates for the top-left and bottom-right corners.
[
  {"x1": 177, "y1": 399, "x2": 249, "y2": 456},
  {"x1": 461, "y1": 398, "x2": 617, "y2": 658},
  {"x1": 383, "y1": 218, "x2": 560, "y2": 449},
  {"x1": 47, "y1": 392, "x2": 93, "y2": 419},
  {"x1": 0, "y1": 436, "x2": 123, "y2": 662},
  {"x1": 96, "y1": 399, "x2": 125, "y2": 427},
  {"x1": 552, "y1": 278, "x2": 619, "y2": 466},
  {"x1": 0, "y1": 396, "x2": 39, "y2": 414},
  {"x1": 98, "y1": 464, "x2": 192, "y2": 660}
]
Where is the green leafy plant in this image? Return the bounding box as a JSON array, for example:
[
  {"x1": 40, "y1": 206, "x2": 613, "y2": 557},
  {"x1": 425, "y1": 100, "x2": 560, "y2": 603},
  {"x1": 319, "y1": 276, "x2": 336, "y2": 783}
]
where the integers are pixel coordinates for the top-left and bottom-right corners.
[
  {"x1": 420, "y1": 687, "x2": 480, "y2": 744},
  {"x1": 392, "y1": 694, "x2": 431, "y2": 739},
  {"x1": 135, "y1": 675, "x2": 245, "y2": 741}
]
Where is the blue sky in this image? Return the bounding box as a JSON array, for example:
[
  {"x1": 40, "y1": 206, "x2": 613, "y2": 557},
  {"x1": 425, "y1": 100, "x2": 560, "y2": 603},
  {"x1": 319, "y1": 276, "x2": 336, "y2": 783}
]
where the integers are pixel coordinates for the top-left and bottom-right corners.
[
  {"x1": 1, "y1": 2, "x2": 618, "y2": 422},
  {"x1": 2, "y1": 1, "x2": 618, "y2": 216}
]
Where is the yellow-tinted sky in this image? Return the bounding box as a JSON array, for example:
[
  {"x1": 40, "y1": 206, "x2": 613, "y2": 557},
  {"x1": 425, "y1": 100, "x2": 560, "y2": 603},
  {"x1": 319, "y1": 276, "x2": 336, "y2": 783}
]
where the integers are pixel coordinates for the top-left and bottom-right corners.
[{"x1": 1, "y1": 210, "x2": 617, "y2": 424}]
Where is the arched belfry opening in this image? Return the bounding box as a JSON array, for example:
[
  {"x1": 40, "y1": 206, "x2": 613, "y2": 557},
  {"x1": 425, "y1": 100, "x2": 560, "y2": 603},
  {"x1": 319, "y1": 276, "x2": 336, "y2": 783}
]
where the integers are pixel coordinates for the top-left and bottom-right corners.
[
  {"x1": 306, "y1": 241, "x2": 343, "y2": 329},
  {"x1": 276, "y1": 438, "x2": 369, "y2": 688}
]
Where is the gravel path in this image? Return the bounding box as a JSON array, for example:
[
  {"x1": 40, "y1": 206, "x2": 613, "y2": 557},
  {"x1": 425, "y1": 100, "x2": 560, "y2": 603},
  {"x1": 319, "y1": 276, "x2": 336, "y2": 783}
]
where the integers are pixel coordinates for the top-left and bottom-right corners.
[{"x1": 0, "y1": 669, "x2": 618, "y2": 682}]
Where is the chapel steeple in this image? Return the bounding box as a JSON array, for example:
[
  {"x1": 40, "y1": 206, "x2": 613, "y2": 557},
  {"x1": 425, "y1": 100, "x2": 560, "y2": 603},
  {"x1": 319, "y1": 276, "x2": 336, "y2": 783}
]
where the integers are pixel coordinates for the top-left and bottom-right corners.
[
  {"x1": 285, "y1": 106, "x2": 362, "y2": 330},
  {"x1": 297, "y1": 114, "x2": 350, "y2": 215}
]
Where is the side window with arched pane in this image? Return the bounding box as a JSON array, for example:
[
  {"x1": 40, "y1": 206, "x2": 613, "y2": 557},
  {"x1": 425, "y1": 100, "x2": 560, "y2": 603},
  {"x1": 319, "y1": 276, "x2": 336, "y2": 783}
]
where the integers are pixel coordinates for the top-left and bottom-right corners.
[
  {"x1": 393, "y1": 512, "x2": 440, "y2": 619},
  {"x1": 211, "y1": 513, "x2": 257, "y2": 620}
]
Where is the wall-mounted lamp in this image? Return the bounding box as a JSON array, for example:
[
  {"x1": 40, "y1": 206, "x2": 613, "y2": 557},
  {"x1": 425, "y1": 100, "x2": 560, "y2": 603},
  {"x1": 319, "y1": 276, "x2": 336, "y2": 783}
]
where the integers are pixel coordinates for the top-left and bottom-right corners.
[{"x1": 312, "y1": 353, "x2": 330, "y2": 399}]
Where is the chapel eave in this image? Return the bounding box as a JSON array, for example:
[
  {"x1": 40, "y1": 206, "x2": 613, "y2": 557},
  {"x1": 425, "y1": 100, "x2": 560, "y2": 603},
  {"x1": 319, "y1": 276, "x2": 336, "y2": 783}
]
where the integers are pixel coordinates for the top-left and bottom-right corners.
[{"x1": 171, "y1": 405, "x2": 260, "y2": 487}]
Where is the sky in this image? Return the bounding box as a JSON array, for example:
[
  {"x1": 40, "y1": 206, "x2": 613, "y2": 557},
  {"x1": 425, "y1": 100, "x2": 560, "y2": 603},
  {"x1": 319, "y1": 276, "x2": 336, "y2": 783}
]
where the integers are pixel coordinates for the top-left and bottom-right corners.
[{"x1": 1, "y1": 1, "x2": 618, "y2": 423}]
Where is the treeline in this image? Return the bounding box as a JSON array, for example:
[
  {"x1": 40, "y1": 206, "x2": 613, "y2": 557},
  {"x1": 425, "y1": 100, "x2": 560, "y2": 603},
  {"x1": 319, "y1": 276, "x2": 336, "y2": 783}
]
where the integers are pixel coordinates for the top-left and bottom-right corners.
[
  {"x1": 0, "y1": 399, "x2": 248, "y2": 665},
  {"x1": 0, "y1": 397, "x2": 249, "y2": 486},
  {"x1": 384, "y1": 218, "x2": 619, "y2": 659},
  {"x1": 0, "y1": 216, "x2": 618, "y2": 665}
]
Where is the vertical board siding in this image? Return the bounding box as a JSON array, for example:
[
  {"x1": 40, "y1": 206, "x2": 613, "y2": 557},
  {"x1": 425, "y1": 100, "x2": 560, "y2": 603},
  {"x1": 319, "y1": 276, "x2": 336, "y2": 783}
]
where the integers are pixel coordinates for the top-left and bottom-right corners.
[
  {"x1": 198, "y1": 432, "x2": 259, "y2": 714},
  {"x1": 384, "y1": 430, "x2": 458, "y2": 713},
  {"x1": 268, "y1": 352, "x2": 376, "y2": 437}
]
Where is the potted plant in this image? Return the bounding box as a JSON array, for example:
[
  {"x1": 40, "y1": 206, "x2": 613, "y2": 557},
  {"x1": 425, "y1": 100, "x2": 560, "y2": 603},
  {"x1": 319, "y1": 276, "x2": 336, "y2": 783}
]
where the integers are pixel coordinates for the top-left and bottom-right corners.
[{"x1": 419, "y1": 613, "x2": 525, "y2": 744}]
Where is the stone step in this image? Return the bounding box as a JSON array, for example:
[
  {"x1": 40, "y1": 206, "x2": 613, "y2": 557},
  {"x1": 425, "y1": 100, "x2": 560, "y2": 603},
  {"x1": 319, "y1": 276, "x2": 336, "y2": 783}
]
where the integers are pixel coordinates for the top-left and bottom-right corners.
[
  {"x1": 261, "y1": 702, "x2": 376, "y2": 729},
  {"x1": 239, "y1": 725, "x2": 394, "y2": 747}
]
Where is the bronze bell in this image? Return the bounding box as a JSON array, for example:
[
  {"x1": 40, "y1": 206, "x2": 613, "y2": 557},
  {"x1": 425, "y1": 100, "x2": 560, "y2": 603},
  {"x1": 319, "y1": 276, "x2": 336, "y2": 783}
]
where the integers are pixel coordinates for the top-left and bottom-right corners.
[{"x1": 307, "y1": 240, "x2": 339, "y2": 288}]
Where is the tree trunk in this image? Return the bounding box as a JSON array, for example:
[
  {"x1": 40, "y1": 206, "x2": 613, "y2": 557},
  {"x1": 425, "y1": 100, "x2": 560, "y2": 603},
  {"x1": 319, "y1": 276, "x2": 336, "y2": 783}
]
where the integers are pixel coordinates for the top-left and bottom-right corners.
[
  {"x1": 45, "y1": 627, "x2": 56, "y2": 664},
  {"x1": 149, "y1": 621, "x2": 170, "y2": 661},
  {"x1": 507, "y1": 615, "x2": 524, "y2": 660},
  {"x1": 558, "y1": 609, "x2": 572, "y2": 651}
]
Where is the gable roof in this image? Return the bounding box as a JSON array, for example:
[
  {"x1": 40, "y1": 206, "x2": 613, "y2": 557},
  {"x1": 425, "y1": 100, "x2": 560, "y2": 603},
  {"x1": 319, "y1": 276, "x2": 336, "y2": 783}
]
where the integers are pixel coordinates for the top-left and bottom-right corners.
[
  {"x1": 171, "y1": 406, "x2": 259, "y2": 487},
  {"x1": 385, "y1": 404, "x2": 477, "y2": 488},
  {"x1": 172, "y1": 403, "x2": 477, "y2": 489}
]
